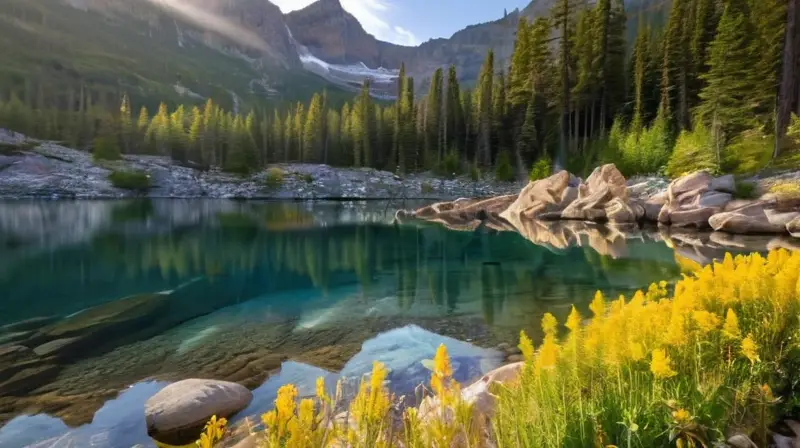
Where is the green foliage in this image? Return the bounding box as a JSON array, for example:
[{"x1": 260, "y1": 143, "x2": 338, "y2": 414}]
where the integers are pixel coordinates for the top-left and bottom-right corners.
[
  {"x1": 92, "y1": 135, "x2": 122, "y2": 162},
  {"x1": 420, "y1": 182, "x2": 434, "y2": 194},
  {"x1": 529, "y1": 156, "x2": 552, "y2": 181},
  {"x1": 722, "y1": 129, "x2": 773, "y2": 175},
  {"x1": 264, "y1": 167, "x2": 285, "y2": 189},
  {"x1": 494, "y1": 150, "x2": 515, "y2": 182},
  {"x1": 436, "y1": 151, "x2": 462, "y2": 178},
  {"x1": 615, "y1": 115, "x2": 672, "y2": 176},
  {"x1": 470, "y1": 164, "x2": 481, "y2": 181},
  {"x1": 108, "y1": 170, "x2": 151, "y2": 190},
  {"x1": 665, "y1": 124, "x2": 717, "y2": 178},
  {"x1": 734, "y1": 181, "x2": 757, "y2": 200}
]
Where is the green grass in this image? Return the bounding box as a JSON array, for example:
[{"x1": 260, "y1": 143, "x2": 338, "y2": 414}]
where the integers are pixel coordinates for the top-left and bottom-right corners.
[{"x1": 263, "y1": 167, "x2": 285, "y2": 189}]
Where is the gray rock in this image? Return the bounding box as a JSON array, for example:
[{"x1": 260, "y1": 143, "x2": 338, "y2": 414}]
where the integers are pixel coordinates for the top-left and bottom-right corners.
[
  {"x1": 0, "y1": 363, "x2": 61, "y2": 395},
  {"x1": 710, "y1": 174, "x2": 736, "y2": 193},
  {"x1": 145, "y1": 379, "x2": 252, "y2": 446}
]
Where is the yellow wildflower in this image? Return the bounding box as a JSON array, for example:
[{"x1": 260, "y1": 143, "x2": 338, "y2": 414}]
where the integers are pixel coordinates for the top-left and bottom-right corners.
[
  {"x1": 518, "y1": 330, "x2": 535, "y2": 361},
  {"x1": 538, "y1": 334, "x2": 559, "y2": 369},
  {"x1": 650, "y1": 349, "x2": 677, "y2": 379},
  {"x1": 722, "y1": 309, "x2": 741, "y2": 340},
  {"x1": 316, "y1": 377, "x2": 327, "y2": 401},
  {"x1": 741, "y1": 334, "x2": 760, "y2": 364},
  {"x1": 541, "y1": 312, "x2": 558, "y2": 336},
  {"x1": 431, "y1": 344, "x2": 453, "y2": 396},
  {"x1": 672, "y1": 408, "x2": 691, "y2": 424},
  {"x1": 760, "y1": 384, "x2": 774, "y2": 401},
  {"x1": 628, "y1": 341, "x2": 645, "y2": 362},
  {"x1": 590, "y1": 291, "x2": 606, "y2": 317},
  {"x1": 196, "y1": 415, "x2": 227, "y2": 448},
  {"x1": 565, "y1": 305, "x2": 582, "y2": 332},
  {"x1": 692, "y1": 310, "x2": 720, "y2": 334}
]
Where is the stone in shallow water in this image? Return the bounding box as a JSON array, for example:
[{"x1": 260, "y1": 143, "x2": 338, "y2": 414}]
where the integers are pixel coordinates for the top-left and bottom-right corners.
[
  {"x1": 339, "y1": 324, "x2": 504, "y2": 399},
  {"x1": 145, "y1": 379, "x2": 252, "y2": 446}
]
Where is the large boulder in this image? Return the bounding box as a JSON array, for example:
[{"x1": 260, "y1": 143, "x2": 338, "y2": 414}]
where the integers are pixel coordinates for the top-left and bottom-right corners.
[
  {"x1": 145, "y1": 379, "x2": 252, "y2": 446},
  {"x1": 501, "y1": 171, "x2": 578, "y2": 221},
  {"x1": 658, "y1": 171, "x2": 734, "y2": 228},
  {"x1": 709, "y1": 200, "x2": 800, "y2": 234}
]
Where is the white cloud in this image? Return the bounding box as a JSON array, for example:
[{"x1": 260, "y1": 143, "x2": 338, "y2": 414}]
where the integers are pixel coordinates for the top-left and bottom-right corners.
[{"x1": 272, "y1": 0, "x2": 418, "y2": 46}]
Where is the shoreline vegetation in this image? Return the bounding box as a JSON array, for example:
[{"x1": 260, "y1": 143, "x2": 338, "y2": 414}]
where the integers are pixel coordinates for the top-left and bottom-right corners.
[{"x1": 186, "y1": 249, "x2": 800, "y2": 448}]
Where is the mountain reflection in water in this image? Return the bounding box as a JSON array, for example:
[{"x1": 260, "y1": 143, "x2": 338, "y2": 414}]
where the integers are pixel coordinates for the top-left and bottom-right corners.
[{"x1": 0, "y1": 199, "x2": 689, "y2": 447}]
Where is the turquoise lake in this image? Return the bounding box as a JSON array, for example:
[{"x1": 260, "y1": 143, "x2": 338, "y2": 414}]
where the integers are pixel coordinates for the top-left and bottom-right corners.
[{"x1": 0, "y1": 199, "x2": 686, "y2": 447}]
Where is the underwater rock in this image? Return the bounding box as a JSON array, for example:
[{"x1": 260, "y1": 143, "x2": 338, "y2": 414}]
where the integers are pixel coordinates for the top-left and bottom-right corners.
[
  {"x1": 145, "y1": 379, "x2": 252, "y2": 446},
  {"x1": 0, "y1": 363, "x2": 61, "y2": 396}
]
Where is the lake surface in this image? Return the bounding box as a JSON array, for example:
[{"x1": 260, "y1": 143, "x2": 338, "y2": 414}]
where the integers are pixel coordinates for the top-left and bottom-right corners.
[{"x1": 0, "y1": 199, "x2": 684, "y2": 447}]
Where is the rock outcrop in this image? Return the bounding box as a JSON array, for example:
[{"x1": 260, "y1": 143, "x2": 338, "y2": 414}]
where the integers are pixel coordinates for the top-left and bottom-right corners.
[
  {"x1": 402, "y1": 166, "x2": 800, "y2": 241},
  {"x1": 145, "y1": 379, "x2": 252, "y2": 446}
]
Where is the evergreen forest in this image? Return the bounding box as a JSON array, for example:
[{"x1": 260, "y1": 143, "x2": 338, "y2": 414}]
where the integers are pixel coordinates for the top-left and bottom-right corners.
[{"x1": 1, "y1": 0, "x2": 799, "y2": 180}]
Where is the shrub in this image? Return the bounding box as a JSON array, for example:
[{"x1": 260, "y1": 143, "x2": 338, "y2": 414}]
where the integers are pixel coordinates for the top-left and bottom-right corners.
[
  {"x1": 722, "y1": 129, "x2": 773, "y2": 174},
  {"x1": 108, "y1": 170, "x2": 151, "y2": 190},
  {"x1": 437, "y1": 151, "x2": 462, "y2": 178},
  {"x1": 665, "y1": 124, "x2": 718, "y2": 178},
  {"x1": 470, "y1": 163, "x2": 481, "y2": 181},
  {"x1": 529, "y1": 156, "x2": 552, "y2": 182},
  {"x1": 263, "y1": 167, "x2": 285, "y2": 189},
  {"x1": 495, "y1": 150, "x2": 515, "y2": 182},
  {"x1": 769, "y1": 180, "x2": 800, "y2": 200},
  {"x1": 93, "y1": 135, "x2": 122, "y2": 161},
  {"x1": 734, "y1": 181, "x2": 758, "y2": 199},
  {"x1": 620, "y1": 114, "x2": 672, "y2": 176},
  {"x1": 421, "y1": 181, "x2": 434, "y2": 194}
]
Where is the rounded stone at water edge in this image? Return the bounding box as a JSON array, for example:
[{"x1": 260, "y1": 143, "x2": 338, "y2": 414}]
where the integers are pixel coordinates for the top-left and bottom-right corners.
[{"x1": 144, "y1": 379, "x2": 252, "y2": 446}]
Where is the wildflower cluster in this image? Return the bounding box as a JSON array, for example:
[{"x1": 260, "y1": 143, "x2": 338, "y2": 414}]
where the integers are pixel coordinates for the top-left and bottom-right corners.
[
  {"x1": 194, "y1": 249, "x2": 800, "y2": 448},
  {"x1": 493, "y1": 249, "x2": 800, "y2": 447}
]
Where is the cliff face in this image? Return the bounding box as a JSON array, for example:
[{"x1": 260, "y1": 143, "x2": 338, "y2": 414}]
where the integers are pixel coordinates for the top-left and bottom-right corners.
[{"x1": 285, "y1": 0, "x2": 551, "y2": 87}]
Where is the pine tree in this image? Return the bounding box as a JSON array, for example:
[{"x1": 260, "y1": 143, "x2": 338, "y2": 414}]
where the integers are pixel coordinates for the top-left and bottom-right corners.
[
  {"x1": 698, "y1": 5, "x2": 757, "y2": 163},
  {"x1": 356, "y1": 81, "x2": 375, "y2": 167},
  {"x1": 517, "y1": 94, "x2": 539, "y2": 166},
  {"x1": 425, "y1": 68, "x2": 444, "y2": 167},
  {"x1": 660, "y1": 0, "x2": 692, "y2": 129},
  {"x1": 552, "y1": 0, "x2": 578, "y2": 167},
  {"x1": 326, "y1": 109, "x2": 341, "y2": 165},
  {"x1": 508, "y1": 18, "x2": 533, "y2": 119},
  {"x1": 444, "y1": 65, "x2": 463, "y2": 156},
  {"x1": 492, "y1": 70, "x2": 510, "y2": 165},
  {"x1": 292, "y1": 103, "x2": 305, "y2": 162},
  {"x1": 776, "y1": 0, "x2": 799, "y2": 156},
  {"x1": 631, "y1": 24, "x2": 652, "y2": 133},
  {"x1": 147, "y1": 103, "x2": 170, "y2": 156},
  {"x1": 271, "y1": 110, "x2": 283, "y2": 164},
  {"x1": 394, "y1": 63, "x2": 406, "y2": 167},
  {"x1": 119, "y1": 94, "x2": 132, "y2": 153},
  {"x1": 188, "y1": 105, "x2": 203, "y2": 161},
  {"x1": 476, "y1": 49, "x2": 494, "y2": 166},
  {"x1": 283, "y1": 109, "x2": 293, "y2": 162},
  {"x1": 303, "y1": 93, "x2": 324, "y2": 162},
  {"x1": 749, "y1": 0, "x2": 786, "y2": 122}
]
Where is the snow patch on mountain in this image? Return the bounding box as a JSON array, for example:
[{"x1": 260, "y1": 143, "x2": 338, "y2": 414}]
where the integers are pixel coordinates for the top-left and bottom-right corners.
[{"x1": 287, "y1": 26, "x2": 398, "y2": 99}]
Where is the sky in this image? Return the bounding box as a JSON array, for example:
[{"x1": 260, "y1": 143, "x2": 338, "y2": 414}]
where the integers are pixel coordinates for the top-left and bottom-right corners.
[{"x1": 271, "y1": 0, "x2": 532, "y2": 46}]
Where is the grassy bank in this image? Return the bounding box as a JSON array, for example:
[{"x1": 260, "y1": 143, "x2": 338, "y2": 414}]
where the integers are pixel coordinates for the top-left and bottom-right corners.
[{"x1": 197, "y1": 249, "x2": 800, "y2": 448}]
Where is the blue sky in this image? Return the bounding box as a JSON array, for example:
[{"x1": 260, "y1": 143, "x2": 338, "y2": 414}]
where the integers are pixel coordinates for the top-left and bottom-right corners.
[{"x1": 272, "y1": 0, "x2": 532, "y2": 46}]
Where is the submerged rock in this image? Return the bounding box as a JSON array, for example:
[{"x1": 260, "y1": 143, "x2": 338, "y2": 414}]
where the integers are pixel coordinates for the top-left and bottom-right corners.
[{"x1": 145, "y1": 379, "x2": 252, "y2": 446}]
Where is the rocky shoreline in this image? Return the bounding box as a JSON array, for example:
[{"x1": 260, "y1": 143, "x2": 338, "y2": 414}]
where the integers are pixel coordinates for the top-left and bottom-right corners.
[
  {"x1": 0, "y1": 130, "x2": 524, "y2": 200},
  {"x1": 397, "y1": 164, "x2": 800, "y2": 240}
]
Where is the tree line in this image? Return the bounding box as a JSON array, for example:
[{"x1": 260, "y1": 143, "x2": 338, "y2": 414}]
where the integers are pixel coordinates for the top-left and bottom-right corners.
[{"x1": 1, "y1": 0, "x2": 798, "y2": 178}]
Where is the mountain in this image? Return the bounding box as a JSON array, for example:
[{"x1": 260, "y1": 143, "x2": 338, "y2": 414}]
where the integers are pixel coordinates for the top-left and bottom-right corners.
[
  {"x1": 285, "y1": 0, "x2": 526, "y2": 89},
  {"x1": 0, "y1": 0, "x2": 354, "y2": 111},
  {"x1": 0, "y1": 0, "x2": 671, "y2": 110}
]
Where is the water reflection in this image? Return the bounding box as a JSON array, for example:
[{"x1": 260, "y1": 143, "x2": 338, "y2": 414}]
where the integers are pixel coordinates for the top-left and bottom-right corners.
[{"x1": 0, "y1": 199, "x2": 687, "y2": 447}]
